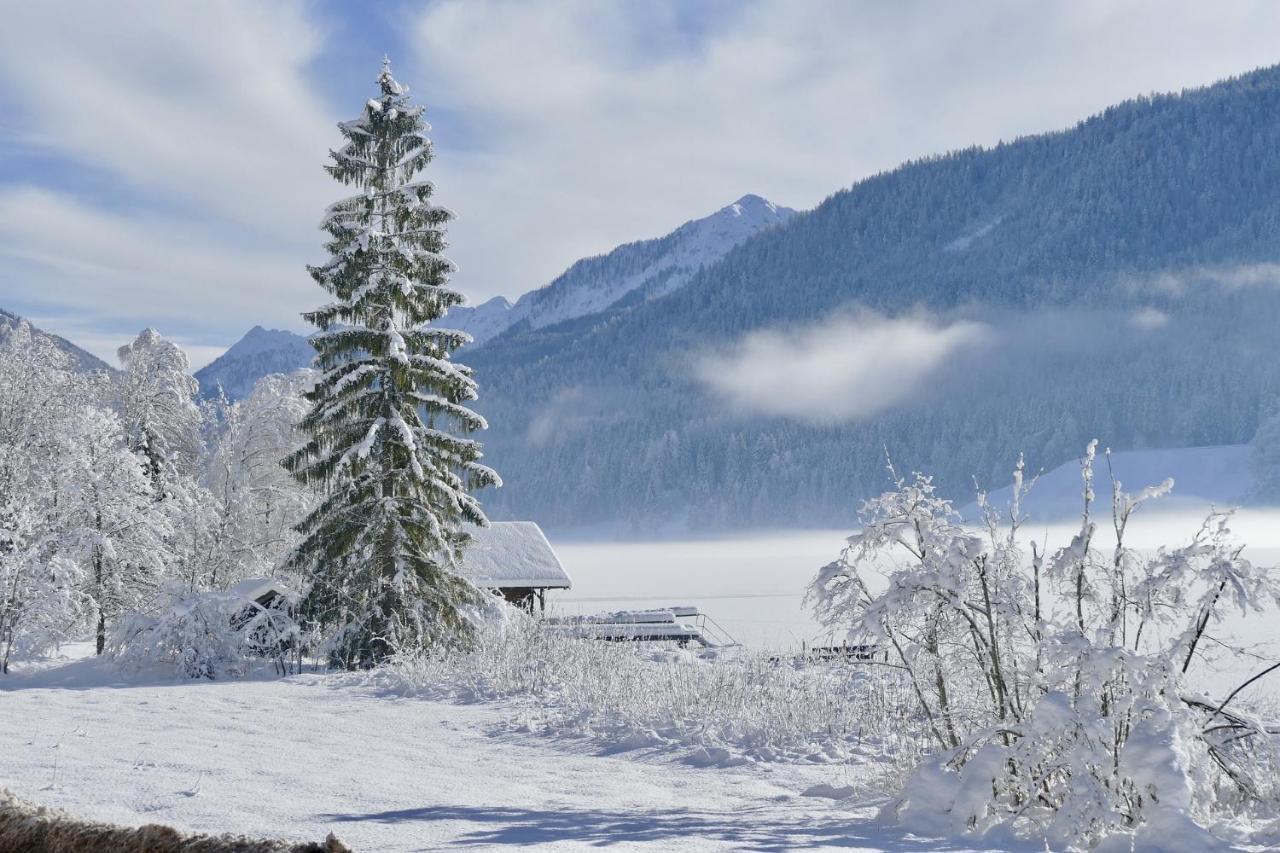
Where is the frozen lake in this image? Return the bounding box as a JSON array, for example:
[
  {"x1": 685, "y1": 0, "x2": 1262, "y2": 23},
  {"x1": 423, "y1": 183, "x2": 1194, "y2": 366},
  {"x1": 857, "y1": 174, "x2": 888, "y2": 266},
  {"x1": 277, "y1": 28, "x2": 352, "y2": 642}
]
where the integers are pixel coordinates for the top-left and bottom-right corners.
[
  {"x1": 552, "y1": 507, "x2": 1280, "y2": 700},
  {"x1": 556, "y1": 530, "x2": 848, "y2": 652}
]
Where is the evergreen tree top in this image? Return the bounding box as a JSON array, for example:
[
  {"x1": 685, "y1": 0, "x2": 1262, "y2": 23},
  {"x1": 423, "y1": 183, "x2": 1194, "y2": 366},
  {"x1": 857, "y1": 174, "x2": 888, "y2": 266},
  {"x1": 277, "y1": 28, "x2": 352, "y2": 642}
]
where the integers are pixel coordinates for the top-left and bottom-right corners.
[
  {"x1": 378, "y1": 56, "x2": 407, "y2": 97},
  {"x1": 306, "y1": 59, "x2": 462, "y2": 333},
  {"x1": 330, "y1": 57, "x2": 428, "y2": 181}
]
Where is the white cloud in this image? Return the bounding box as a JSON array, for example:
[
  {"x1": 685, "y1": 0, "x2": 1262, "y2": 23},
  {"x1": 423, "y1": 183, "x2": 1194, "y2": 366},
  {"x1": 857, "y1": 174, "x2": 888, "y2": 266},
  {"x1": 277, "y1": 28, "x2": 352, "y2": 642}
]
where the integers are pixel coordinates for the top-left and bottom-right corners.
[
  {"x1": 1130, "y1": 263, "x2": 1280, "y2": 297},
  {"x1": 0, "y1": 0, "x2": 334, "y2": 238},
  {"x1": 0, "y1": 187, "x2": 309, "y2": 339},
  {"x1": 0, "y1": 1, "x2": 336, "y2": 354},
  {"x1": 1129, "y1": 307, "x2": 1170, "y2": 330},
  {"x1": 694, "y1": 313, "x2": 988, "y2": 423}
]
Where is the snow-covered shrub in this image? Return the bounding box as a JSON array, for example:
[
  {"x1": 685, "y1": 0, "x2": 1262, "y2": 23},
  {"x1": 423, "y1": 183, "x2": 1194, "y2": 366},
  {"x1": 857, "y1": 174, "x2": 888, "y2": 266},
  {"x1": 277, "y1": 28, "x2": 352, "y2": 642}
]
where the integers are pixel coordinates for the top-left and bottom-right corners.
[
  {"x1": 110, "y1": 584, "x2": 299, "y2": 679},
  {"x1": 810, "y1": 445, "x2": 1280, "y2": 848},
  {"x1": 387, "y1": 611, "x2": 922, "y2": 773}
]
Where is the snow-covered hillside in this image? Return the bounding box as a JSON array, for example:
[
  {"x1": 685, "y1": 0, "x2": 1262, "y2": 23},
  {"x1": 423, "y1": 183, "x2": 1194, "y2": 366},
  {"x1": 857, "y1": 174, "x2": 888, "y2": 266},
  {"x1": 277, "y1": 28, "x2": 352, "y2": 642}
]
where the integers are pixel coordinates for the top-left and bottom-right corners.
[
  {"x1": 192, "y1": 325, "x2": 314, "y2": 400},
  {"x1": 437, "y1": 294, "x2": 513, "y2": 345},
  {"x1": 0, "y1": 309, "x2": 113, "y2": 374},
  {"x1": 444, "y1": 194, "x2": 796, "y2": 346}
]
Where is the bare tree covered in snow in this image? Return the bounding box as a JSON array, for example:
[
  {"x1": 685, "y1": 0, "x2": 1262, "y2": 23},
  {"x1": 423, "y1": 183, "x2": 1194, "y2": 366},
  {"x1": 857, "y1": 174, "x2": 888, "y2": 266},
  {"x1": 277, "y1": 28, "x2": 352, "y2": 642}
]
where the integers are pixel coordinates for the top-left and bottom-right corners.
[
  {"x1": 203, "y1": 371, "x2": 316, "y2": 590},
  {"x1": 54, "y1": 408, "x2": 170, "y2": 655},
  {"x1": 810, "y1": 444, "x2": 1280, "y2": 848},
  {"x1": 0, "y1": 323, "x2": 98, "y2": 670}
]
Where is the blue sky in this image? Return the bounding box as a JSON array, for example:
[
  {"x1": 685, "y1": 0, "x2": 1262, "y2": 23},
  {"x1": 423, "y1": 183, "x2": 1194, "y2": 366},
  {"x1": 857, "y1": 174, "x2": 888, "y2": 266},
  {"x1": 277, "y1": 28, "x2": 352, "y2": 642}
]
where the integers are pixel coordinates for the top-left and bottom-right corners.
[{"x1": 3, "y1": 1, "x2": 1280, "y2": 369}]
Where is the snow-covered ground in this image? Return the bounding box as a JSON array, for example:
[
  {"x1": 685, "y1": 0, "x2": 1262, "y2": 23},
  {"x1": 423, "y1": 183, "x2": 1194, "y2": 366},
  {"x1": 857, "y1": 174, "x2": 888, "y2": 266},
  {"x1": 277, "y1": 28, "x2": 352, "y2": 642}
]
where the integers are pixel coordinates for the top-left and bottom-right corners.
[
  {"x1": 1, "y1": 643, "x2": 991, "y2": 852},
  {"x1": 555, "y1": 531, "x2": 847, "y2": 651},
  {"x1": 5, "y1": 510, "x2": 1280, "y2": 850}
]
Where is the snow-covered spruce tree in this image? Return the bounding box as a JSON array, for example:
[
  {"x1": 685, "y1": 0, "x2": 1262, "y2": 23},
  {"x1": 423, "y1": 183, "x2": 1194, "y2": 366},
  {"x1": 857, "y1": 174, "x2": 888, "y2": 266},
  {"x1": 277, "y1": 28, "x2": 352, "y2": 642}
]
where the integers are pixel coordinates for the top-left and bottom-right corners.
[{"x1": 285, "y1": 61, "x2": 500, "y2": 669}]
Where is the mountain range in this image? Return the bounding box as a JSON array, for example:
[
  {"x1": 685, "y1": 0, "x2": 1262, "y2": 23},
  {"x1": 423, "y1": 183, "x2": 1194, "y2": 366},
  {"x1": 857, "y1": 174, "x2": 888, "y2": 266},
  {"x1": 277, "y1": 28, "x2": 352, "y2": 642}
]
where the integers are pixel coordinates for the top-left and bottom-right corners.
[
  {"x1": 192, "y1": 325, "x2": 315, "y2": 401},
  {"x1": 445, "y1": 194, "x2": 795, "y2": 345},
  {"x1": 466, "y1": 64, "x2": 1280, "y2": 530},
  {"x1": 189, "y1": 193, "x2": 796, "y2": 398},
  {"x1": 16, "y1": 65, "x2": 1280, "y2": 533}
]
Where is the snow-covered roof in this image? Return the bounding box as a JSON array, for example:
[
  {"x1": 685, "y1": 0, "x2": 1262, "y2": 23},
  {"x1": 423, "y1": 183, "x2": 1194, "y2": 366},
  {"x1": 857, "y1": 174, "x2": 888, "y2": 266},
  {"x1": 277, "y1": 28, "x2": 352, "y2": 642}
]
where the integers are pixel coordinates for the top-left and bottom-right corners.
[
  {"x1": 224, "y1": 577, "x2": 292, "y2": 604},
  {"x1": 457, "y1": 522, "x2": 571, "y2": 590}
]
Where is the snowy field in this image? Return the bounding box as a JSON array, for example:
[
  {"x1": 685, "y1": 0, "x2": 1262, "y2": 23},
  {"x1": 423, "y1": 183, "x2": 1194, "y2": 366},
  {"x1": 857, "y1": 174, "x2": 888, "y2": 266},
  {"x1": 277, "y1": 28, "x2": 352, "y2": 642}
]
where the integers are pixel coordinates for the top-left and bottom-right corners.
[
  {"x1": 1, "y1": 642, "x2": 997, "y2": 852},
  {"x1": 4, "y1": 512, "x2": 1280, "y2": 850}
]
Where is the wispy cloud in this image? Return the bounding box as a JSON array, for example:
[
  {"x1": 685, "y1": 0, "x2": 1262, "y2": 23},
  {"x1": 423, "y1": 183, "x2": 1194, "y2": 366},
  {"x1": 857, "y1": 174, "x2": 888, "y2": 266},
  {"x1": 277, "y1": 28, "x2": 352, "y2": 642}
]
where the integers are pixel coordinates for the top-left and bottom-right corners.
[
  {"x1": 1129, "y1": 306, "x2": 1170, "y2": 330},
  {"x1": 0, "y1": 1, "x2": 333, "y2": 236},
  {"x1": 0, "y1": 0, "x2": 333, "y2": 363},
  {"x1": 0, "y1": 187, "x2": 309, "y2": 365},
  {"x1": 694, "y1": 313, "x2": 988, "y2": 423},
  {"x1": 1137, "y1": 263, "x2": 1280, "y2": 297}
]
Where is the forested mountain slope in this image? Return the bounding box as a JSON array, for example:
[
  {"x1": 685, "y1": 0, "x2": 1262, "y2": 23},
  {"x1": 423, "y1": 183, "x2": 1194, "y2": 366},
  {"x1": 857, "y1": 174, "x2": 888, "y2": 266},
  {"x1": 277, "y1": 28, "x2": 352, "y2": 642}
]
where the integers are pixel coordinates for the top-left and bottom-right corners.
[{"x1": 468, "y1": 65, "x2": 1280, "y2": 531}]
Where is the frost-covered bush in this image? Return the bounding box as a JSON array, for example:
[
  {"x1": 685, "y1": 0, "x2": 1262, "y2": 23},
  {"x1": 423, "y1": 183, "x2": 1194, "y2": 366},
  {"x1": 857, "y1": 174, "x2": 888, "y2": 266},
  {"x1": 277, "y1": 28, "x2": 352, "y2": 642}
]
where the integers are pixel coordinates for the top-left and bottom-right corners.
[
  {"x1": 810, "y1": 444, "x2": 1280, "y2": 849},
  {"x1": 388, "y1": 612, "x2": 920, "y2": 771},
  {"x1": 110, "y1": 585, "x2": 298, "y2": 679}
]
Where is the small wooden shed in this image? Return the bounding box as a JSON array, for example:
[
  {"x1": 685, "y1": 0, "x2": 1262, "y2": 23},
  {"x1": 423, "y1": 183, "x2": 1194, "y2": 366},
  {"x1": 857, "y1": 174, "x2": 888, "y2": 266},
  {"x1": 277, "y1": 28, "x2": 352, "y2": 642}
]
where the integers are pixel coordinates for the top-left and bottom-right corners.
[
  {"x1": 225, "y1": 577, "x2": 293, "y2": 616},
  {"x1": 457, "y1": 521, "x2": 571, "y2": 611}
]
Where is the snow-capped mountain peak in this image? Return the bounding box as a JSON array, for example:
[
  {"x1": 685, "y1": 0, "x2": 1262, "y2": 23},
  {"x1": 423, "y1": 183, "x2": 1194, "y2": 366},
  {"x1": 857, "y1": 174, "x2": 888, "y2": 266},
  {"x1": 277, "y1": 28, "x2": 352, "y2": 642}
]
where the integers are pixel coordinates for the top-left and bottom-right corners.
[
  {"x1": 442, "y1": 194, "x2": 796, "y2": 347},
  {"x1": 193, "y1": 326, "x2": 314, "y2": 401},
  {"x1": 726, "y1": 193, "x2": 780, "y2": 217},
  {"x1": 436, "y1": 295, "x2": 514, "y2": 346}
]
